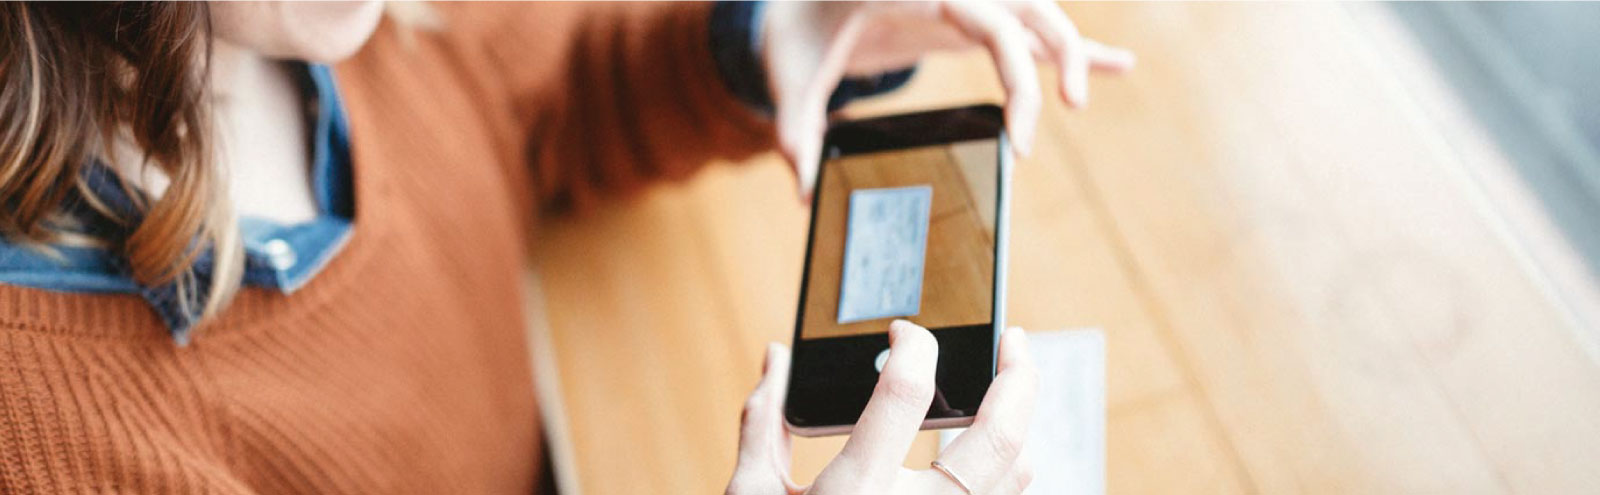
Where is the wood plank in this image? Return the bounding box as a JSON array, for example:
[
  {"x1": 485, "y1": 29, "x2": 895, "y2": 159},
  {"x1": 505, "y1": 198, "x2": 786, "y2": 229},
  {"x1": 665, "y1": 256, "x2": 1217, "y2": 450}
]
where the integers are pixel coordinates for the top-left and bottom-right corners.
[
  {"x1": 1053, "y1": 3, "x2": 1600, "y2": 492},
  {"x1": 1108, "y1": 388, "x2": 1250, "y2": 494},
  {"x1": 535, "y1": 190, "x2": 745, "y2": 494}
]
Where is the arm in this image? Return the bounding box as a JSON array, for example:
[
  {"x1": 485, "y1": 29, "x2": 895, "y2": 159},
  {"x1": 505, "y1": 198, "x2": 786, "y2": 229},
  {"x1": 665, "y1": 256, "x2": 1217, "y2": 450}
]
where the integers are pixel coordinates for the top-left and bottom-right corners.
[
  {"x1": 534, "y1": 2, "x2": 777, "y2": 210},
  {"x1": 449, "y1": 2, "x2": 777, "y2": 211},
  {"x1": 441, "y1": 2, "x2": 918, "y2": 212}
]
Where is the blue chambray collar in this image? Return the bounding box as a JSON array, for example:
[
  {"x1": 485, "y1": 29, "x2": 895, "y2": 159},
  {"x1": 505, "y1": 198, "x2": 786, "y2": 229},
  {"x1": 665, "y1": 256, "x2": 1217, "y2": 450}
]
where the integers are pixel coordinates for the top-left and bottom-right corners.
[{"x1": 0, "y1": 63, "x2": 355, "y2": 344}]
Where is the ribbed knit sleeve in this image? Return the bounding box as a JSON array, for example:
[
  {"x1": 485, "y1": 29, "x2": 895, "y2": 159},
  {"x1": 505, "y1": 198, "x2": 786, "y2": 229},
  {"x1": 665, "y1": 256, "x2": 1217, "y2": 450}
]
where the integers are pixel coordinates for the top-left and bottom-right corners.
[{"x1": 443, "y1": 2, "x2": 779, "y2": 212}]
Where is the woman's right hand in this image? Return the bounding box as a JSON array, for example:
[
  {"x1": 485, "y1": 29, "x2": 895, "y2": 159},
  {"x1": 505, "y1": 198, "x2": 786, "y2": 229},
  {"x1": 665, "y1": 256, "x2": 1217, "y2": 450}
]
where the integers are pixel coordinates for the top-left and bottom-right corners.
[
  {"x1": 727, "y1": 320, "x2": 1039, "y2": 494},
  {"x1": 763, "y1": 0, "x2": 1136, "y2": 199}
]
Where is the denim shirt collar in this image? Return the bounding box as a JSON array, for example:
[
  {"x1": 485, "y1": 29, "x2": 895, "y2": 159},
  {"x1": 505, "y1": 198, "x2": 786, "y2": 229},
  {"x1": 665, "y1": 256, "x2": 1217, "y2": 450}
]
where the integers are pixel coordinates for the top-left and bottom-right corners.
[{"x1": 0, "y1": 64, "x2": 355, "y2": 344}]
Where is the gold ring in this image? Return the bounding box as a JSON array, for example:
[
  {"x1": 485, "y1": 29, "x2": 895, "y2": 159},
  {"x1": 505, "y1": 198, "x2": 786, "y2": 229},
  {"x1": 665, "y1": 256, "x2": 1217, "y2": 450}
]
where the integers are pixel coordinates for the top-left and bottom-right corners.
[{"x1": 930, "y1": 460, "x2": 976, "y2": 494}]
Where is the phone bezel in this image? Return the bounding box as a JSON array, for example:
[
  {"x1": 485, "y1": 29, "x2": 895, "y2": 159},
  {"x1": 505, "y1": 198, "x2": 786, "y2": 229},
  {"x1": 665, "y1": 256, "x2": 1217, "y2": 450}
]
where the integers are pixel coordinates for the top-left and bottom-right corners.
[{"x1": 785, "y1": 104, "x2": 1012, "y2": 437}]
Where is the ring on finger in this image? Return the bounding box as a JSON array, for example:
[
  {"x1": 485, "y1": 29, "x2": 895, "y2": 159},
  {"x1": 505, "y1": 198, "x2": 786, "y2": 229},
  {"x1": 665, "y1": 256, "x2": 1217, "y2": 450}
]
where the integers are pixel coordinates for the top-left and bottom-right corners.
[{"x1": 930, "y1": 460, "x2": 976, "y2": 495}]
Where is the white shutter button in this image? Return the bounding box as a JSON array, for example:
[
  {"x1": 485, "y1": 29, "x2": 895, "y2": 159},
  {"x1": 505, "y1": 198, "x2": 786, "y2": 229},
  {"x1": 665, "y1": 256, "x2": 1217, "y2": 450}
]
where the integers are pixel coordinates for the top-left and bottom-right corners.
[{"x1": 262, "y1": 238, "x2": 297, "y2": 271}]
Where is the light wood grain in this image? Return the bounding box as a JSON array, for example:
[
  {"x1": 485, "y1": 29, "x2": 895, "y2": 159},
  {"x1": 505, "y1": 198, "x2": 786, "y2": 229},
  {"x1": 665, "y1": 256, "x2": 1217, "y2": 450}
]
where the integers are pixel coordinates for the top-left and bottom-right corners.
[{"x1": 530, "y1": 3, "x2": 1600, "y2": 494}]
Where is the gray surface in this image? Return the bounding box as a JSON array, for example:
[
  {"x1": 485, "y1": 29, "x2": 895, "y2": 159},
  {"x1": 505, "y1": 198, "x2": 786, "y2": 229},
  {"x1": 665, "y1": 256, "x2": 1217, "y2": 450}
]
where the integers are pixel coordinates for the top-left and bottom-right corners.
[
  {"x1": 837, "y1": 185, "x2": 933, "y2": 324},
  {"x1": 1391, "y1": 3, "x2": 1600, "y2": 279}
]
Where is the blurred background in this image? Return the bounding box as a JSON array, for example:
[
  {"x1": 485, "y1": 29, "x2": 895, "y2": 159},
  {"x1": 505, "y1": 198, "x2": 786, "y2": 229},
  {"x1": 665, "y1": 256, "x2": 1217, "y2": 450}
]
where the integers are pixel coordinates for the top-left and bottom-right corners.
[{"x1": 524, "y1": 3, "x2": 1600, "y2": 494}]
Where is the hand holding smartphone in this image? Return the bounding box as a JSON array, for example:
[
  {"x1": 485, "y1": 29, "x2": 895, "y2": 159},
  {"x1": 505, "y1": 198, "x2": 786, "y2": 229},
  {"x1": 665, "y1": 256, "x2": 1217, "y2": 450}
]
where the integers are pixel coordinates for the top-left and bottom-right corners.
[
  {"x1": 785, "y1": 105, "x2": 1012, "y2": 436},
  {"x1": 730, "y1": 323, "x2": 1037, "y2": 493}
]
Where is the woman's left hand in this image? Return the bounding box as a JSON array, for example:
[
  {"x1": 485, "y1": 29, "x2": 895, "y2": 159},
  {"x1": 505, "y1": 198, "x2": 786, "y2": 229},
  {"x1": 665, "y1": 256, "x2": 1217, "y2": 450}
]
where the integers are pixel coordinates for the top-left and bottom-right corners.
[
  {"x1": 727, "y1": 323, "x2": 1040, "y2": 494},
  {"x1": 761, "y1": 1, "x2": 1135, "y2": 198}
]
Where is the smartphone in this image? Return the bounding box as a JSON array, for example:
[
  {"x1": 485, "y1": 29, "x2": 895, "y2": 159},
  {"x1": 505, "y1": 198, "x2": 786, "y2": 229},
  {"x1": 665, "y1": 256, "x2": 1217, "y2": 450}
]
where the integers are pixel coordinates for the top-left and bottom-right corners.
[{"x1": 785, "y1": 104, "x2": 1011, "y2": 436}]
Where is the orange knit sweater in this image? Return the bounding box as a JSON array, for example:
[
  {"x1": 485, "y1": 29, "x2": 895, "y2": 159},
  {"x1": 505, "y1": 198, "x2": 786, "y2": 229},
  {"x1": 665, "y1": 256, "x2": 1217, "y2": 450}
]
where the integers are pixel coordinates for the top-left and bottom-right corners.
[{"x1": 0, "y1": 3, "x2": 773, "y2": 493}]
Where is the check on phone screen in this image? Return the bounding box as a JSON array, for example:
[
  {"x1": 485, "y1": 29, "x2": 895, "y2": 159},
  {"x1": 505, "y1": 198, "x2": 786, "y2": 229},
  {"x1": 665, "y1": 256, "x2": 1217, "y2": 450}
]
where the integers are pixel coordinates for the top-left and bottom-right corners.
[{"x1": 837, "y1": 185, "x2": 933, "y2": 324}]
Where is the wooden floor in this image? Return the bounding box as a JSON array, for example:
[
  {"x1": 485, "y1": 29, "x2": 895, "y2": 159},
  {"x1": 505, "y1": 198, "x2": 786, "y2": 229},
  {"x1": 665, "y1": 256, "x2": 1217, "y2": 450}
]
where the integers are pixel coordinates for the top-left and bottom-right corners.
[{"x1": 528, "y1": 4, "x2": 1600, "y2": 494}]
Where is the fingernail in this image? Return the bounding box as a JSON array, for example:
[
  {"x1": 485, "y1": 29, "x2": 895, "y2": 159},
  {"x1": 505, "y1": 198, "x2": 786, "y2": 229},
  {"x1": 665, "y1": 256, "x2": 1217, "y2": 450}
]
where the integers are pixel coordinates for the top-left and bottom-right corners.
[
  {"x1": 1065, "y1": 74, "x2": 1086, "y2": 105},
  {"x1": 1015, "y1": 131, "x2": 1033, "y2": 157},
  {"x1": 1008, "y1": 123, "x2": 1031, "y2": 157},
  {"x1": 889, "y1": 319, "x2": 914, "y2": 340},
  {"x1": 1008, "y1": 327, "x2": 1030, "y2": 346}
]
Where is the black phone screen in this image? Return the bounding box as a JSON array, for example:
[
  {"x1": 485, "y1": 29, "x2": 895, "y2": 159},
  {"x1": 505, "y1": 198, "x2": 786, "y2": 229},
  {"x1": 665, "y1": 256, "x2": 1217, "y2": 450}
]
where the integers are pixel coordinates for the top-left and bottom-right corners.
[{"x1": 787, "y1": 105, "x2": 1007, "y2": 431}]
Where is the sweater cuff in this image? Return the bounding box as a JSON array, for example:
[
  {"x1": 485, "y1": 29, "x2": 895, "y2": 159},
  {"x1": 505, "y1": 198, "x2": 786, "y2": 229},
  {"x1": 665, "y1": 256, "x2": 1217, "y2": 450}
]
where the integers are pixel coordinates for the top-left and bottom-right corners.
[{"x1": 709, "y1": 1, "x2": 917, "y2": 116}]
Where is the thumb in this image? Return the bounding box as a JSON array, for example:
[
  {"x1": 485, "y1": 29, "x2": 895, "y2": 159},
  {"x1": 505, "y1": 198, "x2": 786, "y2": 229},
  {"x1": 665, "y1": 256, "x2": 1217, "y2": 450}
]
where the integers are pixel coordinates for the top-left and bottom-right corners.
[{"x1": 728, "y1": 343, "x2": 796, "y2": 494}]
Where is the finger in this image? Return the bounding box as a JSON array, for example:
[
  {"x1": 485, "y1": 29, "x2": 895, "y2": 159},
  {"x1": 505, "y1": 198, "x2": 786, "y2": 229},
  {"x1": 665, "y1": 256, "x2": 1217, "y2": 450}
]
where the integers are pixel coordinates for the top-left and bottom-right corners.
[
  {"x1": 770, "y1": 7, "x2": 865, "y2": 202},
  {"x1": 1024, "y1": 30, "x2": 1050, "y2": 61},
  {"x1": 831, "y1": 320, "x2": 940, "y2": 478},
  {"x1": 730, "y1": 343, "x2": 795, "y2": 493},
  {"x1": 743, "y1": 343, "x2": 792, "y2": 461},
  {"x1": 940, "y1": 1, "x2": 1041, "y2": 156},
  {"x1": 1015, "y1": 0, "x2": 1089, "y2": 108},
  {"x1": 995, "y1": 451, "x2": 1035, "y2": 495},
  {"x1": 774, "y1": 61, "x2": 834, "y2": 204},
  {"x1": 776, "y1": 110, "x2": 825, "y2": 203},
  {"x1": 1085, "y1": 38, "x2": 1137, "y2": 72},
  {"x1": 974, "y1": 327, "x2": 1037, "y2": 431},
  {"x1": 935, "y1": 327, "x2": 1038, "y2": 490}
]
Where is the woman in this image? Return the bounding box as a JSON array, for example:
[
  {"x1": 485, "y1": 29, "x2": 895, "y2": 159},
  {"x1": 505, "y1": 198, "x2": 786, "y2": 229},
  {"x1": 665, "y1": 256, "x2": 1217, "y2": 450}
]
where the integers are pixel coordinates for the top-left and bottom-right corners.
[{"x1": 0, "y1": 2, "x2": 1131, "y2": 493}]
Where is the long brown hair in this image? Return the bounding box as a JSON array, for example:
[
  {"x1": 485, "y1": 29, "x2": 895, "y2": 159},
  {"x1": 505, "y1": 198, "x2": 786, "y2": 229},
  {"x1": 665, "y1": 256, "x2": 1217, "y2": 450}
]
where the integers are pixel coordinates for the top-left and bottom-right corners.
[{"x1": 2, "y1": 2, "x2": 242, "y2": 324}]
